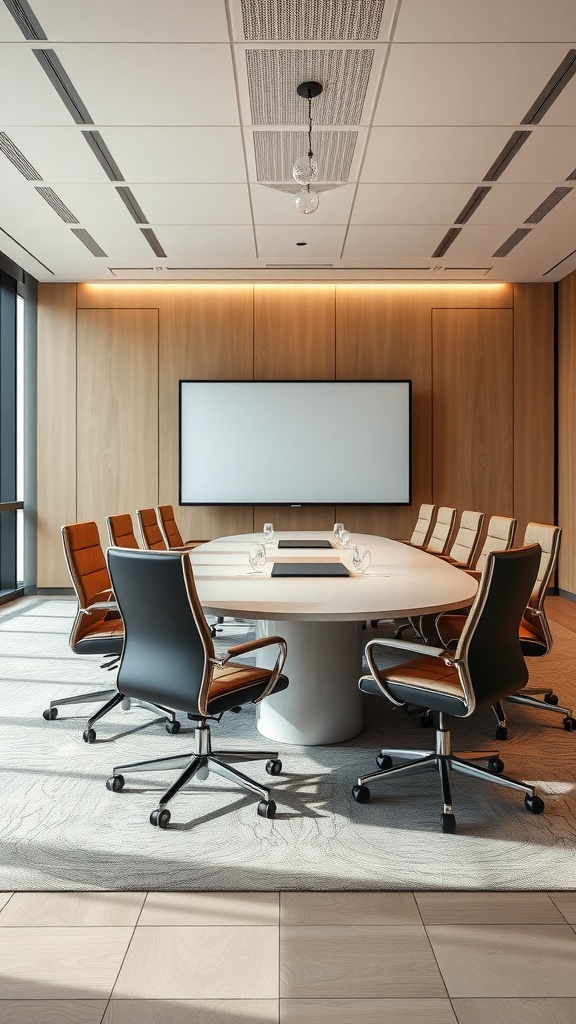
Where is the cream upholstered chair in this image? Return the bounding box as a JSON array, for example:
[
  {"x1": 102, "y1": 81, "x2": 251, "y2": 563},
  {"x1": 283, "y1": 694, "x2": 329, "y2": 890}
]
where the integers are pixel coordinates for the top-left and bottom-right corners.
[
  {"x1": 157, "y1": 504, "x2": 201, "y2": 550},
  {"x1": 407, "y1": 503, "x2": 436, "y2": 547},
  {"x1": 436, "y1": 510, "x2": 484, "y2": 568},
  {"x1": 136, "y1": 507, "x2": 167, "y2": 550},
  {"x1": 422, "y1": 506, "x2": 457, "y2": 555},
  {"x1": 465, "y1": 514, "x2": 517, "y2": 578},
  {"x1": 106, "y1": 513, "x2": 139, "y2": 548},
  {"x1": 353, "y1": 544, "x2": 545, "y2": 833}
]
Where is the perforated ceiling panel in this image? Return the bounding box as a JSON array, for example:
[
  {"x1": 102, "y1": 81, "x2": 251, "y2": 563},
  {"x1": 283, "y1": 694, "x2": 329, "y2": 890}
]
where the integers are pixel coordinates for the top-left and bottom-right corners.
[
  {"x1": 240, "y1": 0, "x2": 386, "y2": 40},
  {"x1": 246, "y1": 49, "x2": 373, "y2": 124},
  {"x1": 253, "y1": 129, "x2": 357, "y2": 183}
]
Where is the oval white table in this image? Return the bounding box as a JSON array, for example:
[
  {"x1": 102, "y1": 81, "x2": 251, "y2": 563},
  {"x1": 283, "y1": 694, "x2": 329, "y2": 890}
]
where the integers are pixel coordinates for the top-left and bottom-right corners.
[{"x1": 191, "y1": 532, "x2": 478, "y2": 746}]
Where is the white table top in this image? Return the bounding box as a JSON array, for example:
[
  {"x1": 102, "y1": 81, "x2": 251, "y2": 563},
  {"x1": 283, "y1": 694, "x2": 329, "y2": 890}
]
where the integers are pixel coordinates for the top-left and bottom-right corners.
[{"x1": 191, "y1": 532, "x2": 478, "y2": 623}]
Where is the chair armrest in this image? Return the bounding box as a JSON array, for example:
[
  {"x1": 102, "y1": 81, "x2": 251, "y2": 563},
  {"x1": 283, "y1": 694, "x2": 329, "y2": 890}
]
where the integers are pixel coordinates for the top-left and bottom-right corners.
[
  {"x1": 464, "y1": 568, "x2": 481, "y2": 580},
  {"x1": 82, "y1": 600, "x2": 118, "y2": 614},
  {"x1": 210, "y1": 635, "x2": 288, "y2": 703},
  {"x1": 365, "y1": 637, "x2": 452, "y2": 660}
]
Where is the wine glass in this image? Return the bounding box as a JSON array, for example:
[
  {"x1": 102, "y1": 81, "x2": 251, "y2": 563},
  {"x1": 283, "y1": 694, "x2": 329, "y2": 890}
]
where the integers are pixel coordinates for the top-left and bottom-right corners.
[
  {"x1": 263, "y1": 522, "x2": 274, "y2": 545},
  {"x1": 352, "y1": 544, "x2": 371, "y2": 574},
  {"x1": 338, "y1": 529, "x2": 351, "y2": 549},
  {"x1": 248, "y1": 543, "x2": 267, "y2": 574}
]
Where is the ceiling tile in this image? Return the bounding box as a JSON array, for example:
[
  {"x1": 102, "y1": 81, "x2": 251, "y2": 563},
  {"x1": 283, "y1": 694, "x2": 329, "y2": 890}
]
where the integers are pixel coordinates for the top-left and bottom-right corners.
[
  {"x1": 351, "y1": 183, "x2": 473, "y2": 224},
  {"x1": 537, "y1": 73, "x2": 576, "y2": 126},
  {"x1": 0, "y1": 128, "x2": 110, "y2": 183},
  {"x1": 509, "y1": 222, "x2": 576, "y2": 257},
  {"x1": 33, "y1": 0, "x2": 229, "y2": 41},
  {"x1": 498, "y1": 127, "x2": 576, "y2": 182},
  {"x1": 50, "y1": 184, "x2": 136, "y2": 224},
  {"x1": 129, "y1": 184, "x2": 252, "y2": 225},
  {"x1": 360, "y1": 127, "x2": 513, "y2": 183},
  {"x1": 255, "y1": 225, "x2": 346, "y2": 258},
  {"x1": 152, "y1": 225, "x2": 256, "y2": 257},
  {"x1": 344, "y1": 225, "x2": 448, "y2": 257},
  {"x1": 395, "y1": 0, "x2": 576, "y2": 42},
  {"x1": 81, "y1": 222, "x2": 153, "y2": 256},
  {"x1": 448, "y1": 224, "x2": 525, "y2": 257},
  {"x1": 0, "y1": 5, "x2": 25, "y2": 40},
  {"x1": 0, "y1": 45, "x2": 75, "y2": 125},
  {"x1": 250, "y1": 182, "x2": 355, "y2": 225},
  {"x1": 464, "y1": 183, "x2": 562, "y2": 224},
  {"x1": 98, "y1": 128, "x2": 247, "y2": 183}
]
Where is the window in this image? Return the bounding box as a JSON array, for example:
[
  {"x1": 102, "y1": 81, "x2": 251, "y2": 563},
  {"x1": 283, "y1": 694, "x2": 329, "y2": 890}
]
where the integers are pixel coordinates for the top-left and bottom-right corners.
[{"x1": 0, "y1": 270, "x2": 24, "y2": 598}]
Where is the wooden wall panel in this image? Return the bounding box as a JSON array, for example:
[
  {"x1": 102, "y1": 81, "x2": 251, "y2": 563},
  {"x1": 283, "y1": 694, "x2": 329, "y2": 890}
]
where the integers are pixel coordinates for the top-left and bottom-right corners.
[
  {"x1": 254, "y1": 285, "x2": 335, "y2": 379},
  {"x1": 432, "y1": 308, "x2": 514, "y2": 523},
  {"x1": 76, "y1": 309, "x2": 159, "y2": 546},
  {"x1": 558, "y1": 270, "x2": 576, "y2": 593},
  {"x1": 37, "y1": 284, "x2": 77, "y2": 587},
  {"x1": 158, "y1": 286, "x2": 254, "y2": 542},
  {"x1": 513, "y1": 284, "x2": 555, "y2": 540}
]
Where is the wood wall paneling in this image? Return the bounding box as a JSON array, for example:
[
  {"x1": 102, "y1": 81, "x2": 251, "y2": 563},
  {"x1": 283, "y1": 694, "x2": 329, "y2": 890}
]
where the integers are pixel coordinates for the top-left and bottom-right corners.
[
  {"x1": 37, "y1": 283, "x2": 77, "y2": 588},
  {"x1": 432, "y1": 308, "x2": 514, "y2": 523},
  {"x1": 76, "y1": 308, "x2": 159, "y2": 547},
  {"x1": 558, "y1": 271, "x2": 576, "y2": 593},
  {"x1": 254, "y1": 285, "x2": 335, "y2": 380}
]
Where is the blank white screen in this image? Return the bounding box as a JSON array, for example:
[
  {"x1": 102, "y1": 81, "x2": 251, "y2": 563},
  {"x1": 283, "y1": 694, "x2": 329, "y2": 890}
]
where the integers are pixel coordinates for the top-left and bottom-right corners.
[{"x1": 180, "y1": 381, "x2": 411, "y2": 504}]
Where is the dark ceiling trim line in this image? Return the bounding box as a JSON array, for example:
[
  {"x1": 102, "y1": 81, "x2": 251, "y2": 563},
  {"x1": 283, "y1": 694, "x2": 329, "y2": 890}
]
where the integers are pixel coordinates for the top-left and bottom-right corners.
[
  {"x1": 544, "y1": 247, "x2": 576, "y2": 276},
  {"x1": 0, "y1": 133, "x2": 42, "y2": 180},
  {"x1": 82, "y1": 131, "x2": 125, "y2": 182},
  {"x1": 35, "y1": 187, "x2": 79, "y2": 224},
  {"x1": 116, "y1": 187, "x2": 148, "y2": 224},
  {"x1": 454, "y1": 186, "x2": 491, "y2": 225},
  {"x1": 71, "y1": 228, "x2": 107, "y2": 257},
  {"x1": 522, "y1": 48, "x2": 576, "y2": 125},
  {"x1": 524, "y1": 186, "x2": 572, "y2": 224},
  {"x1": 2, "y1": 0, "x2": 46, "y2": 39},
  {"x1": 0, "y1": 226, "x2": 54, "y2": 274},
  {"x1": 33, "y1": 49, "x2": 93, "y2": 125},
  {"x1": 492, "y1": 228, "x2": 531, "y2": 258},
  {"x1": 566, "y1": 167, "x2": 576, "y2": 180},
  {"x1": 140, "y1": 229, "x2": 167, "y2": 258},
  {"x1": 483, "y1": 131, "x2": 531, "y2": 182},
  {"x1": 432, "y1": 228, "x2": 461, "y2": 259}
]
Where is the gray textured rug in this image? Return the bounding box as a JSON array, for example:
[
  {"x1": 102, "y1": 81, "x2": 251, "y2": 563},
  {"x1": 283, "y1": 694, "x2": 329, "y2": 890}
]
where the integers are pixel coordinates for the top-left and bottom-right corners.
[{"x1": 1, "y1": 597, "x2": 575, "y2": 891}]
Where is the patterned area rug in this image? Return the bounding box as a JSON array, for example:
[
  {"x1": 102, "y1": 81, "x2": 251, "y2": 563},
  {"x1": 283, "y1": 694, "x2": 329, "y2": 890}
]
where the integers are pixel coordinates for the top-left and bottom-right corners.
[{"x1": 1, "y1": 597, "x2": 575, "y2": 891}]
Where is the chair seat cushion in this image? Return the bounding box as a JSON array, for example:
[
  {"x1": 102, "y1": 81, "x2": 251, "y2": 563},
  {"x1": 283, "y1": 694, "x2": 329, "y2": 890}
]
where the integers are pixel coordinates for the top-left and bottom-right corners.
[
  {"x1": 75, "y1": 617, "x2": 124, "y2": 655},
  {"x1": 361, "y1": 655, "x2": 468, "y2": 717},
  {"x1": 207, "y1": 662, "x2": 289, "y2": 715},
  {"x1": 519, "y1": 620, "x2": 547, "y2": 655}
]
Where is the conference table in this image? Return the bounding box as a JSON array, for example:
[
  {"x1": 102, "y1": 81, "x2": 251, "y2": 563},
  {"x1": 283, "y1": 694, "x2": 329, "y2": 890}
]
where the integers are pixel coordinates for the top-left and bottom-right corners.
[{"x1": 191, "y1": 532, "x2": 478, "y2": 746}]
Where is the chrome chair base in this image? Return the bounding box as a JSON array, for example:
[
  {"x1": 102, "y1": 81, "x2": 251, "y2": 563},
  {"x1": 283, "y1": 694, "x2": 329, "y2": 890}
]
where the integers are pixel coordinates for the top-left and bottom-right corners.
[{"x1": 43, "y1": 688, "x2": 178, "y2": 741}]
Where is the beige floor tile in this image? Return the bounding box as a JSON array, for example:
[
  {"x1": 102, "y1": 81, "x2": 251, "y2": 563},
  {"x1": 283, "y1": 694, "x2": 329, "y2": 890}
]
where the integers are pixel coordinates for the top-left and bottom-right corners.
[
  {"x1": 280, "y1": 925, "x2": 445, "y2": 999},
  {"x1": 416, "y1": 891, "x2": 565, "y2": 925},
  {"x1": 112, "y1": 926, "x2": 278, "y2": 999},
  {"x1": 452, "y1": 997, "x2": 576, "y2": 1024},
  {"x1": 549, "y1": 892, "x2": 576, "y2": 923},
  {"x1": 0, "y1": 892, "x2": 146, "y2": 927},
  {"x1": 280, "y1": 891, "x2": 420, "y2": 926},
  {"x1": 0, "y1": 927, "x2": 133, "y2": 1000},
  {"x1": 103, "y1": 999, "x2": 278, "y2": 1023},
  {"x1": 281, "y1": 998, "x2": 457, "y2": 1024},
  {"x1": 427, "y1": 925, "x2": 576, "y2": 997},
  {"x1": 0, "y1": 1002, "x2": 107, "y2": 1023},
  {"x1": 0, "y1": 894, "x2": 13, "y2": 913},
  {"x1": 138, "y1": 892, "x2": 279, "y2": 926}
]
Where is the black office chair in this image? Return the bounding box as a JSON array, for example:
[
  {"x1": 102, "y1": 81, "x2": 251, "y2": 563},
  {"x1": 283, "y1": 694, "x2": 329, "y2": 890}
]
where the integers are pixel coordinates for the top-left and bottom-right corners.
[
  {"x1": 105, "y1": 547, "x2": 288, "y2": 827},
  {"x1": 353, "y1": 544, "x2": 545, "y2": 833}
]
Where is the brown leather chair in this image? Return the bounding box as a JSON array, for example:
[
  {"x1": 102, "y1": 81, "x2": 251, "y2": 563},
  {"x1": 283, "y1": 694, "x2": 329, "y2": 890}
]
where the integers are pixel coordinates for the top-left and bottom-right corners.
[
  {"x1": 157, "y1": 504, "x2": 202, "y2": 550},
  {"x1": 43, "y1": 522, "x2": 178, "y2": 742},
  {"x1": 106, "y1": 513, "x2": 139, "y2": 549},
  {"x1": 105, "y1": 547, "x2": 289, "y2": 826},
  {"x1": 354, "y1": 544, "x2": 545, "y2": 833},
  {"x1": 136, "y1": 508, "x2": 167, "y2": 550}
]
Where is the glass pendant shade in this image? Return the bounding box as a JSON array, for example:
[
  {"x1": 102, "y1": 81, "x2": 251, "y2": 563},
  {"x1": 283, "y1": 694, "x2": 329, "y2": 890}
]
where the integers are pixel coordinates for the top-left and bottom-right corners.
[
  {"x1": 293, "y1": 155, "x2": 318, "y2": 185},
  {"x1": 295, "y1": 187, "x2": 319, "y2": 215}
]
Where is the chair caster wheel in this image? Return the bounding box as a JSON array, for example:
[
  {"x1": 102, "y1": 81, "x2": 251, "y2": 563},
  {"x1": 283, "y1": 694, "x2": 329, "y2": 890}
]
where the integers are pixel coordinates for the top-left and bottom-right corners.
[
  {"x1": 524, "y1": 794, "x2": 544, "y2": 815},
  {"x1": 165, "y1": 720, "x2": 180, "y2": 734},
  {"x1": 420, "y1": 713, "x2": 434, "y2": 728},
  {"x1": 83, "y1": 728, "x2": 96, "y2": 743},
  {"x1": 257, "y1": 799, "x2": 276, "y2": 818},
  {"x1": 495, "y1": 725, "x2": 508, "y2": 741},
  {"x1": 441, "y1": 813, "x2": 456, "y2": 833},
  {"x1": 150, "y1": 808, "x2": 171, "y2": 828},
  {"x1": 43, "y1": 707, "x2": 58, "y2": 720},
  {"x1": 106, "y1": 774, "x2": 125, "y2": 792},
  {"x1": 563, "y1": 717, "x2": 576, "y2": 731},
  {"x1": 544, "y1": 692, "x2": 559, "y2": 705},
  {"x1": 352, "y1": 784, "x2": 371, "y2": 803},
  {"x1": 265, "y1": 759, "x2": 282, "y2": 775},
  {"x1": 488, "y1": 757, "x2": 504, "y2": 774},
  {"x1": 376, "y1": 754, "x2": 393, "y2": 769}
]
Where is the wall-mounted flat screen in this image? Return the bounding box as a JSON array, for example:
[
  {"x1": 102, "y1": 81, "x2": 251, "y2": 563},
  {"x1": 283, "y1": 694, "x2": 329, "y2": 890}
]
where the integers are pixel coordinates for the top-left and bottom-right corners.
[{"x1": 180, "y1": 380, "x2": 411, "y2": 505}]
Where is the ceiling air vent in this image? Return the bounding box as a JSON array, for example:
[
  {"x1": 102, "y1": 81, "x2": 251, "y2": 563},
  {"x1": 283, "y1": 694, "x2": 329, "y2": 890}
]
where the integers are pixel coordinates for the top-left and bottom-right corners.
[
  {"x1": 116, "y1": 186, "x2": 148, "y2": 224},
  {"x1": 522, "y1": 49, "x2": 576, "y2": 124},
  {"x1": 82, "y1": 131, "x2": 124, "y2": 182},
  {"x1": 246, "y1": 49, "x2": 373, "y2": 125},
  {"x1": 2, "y1": 0, "x2": 46, "y2": 39},
  {"x1": 33, "y1": 50, "x2": 93, "y2": 125},
  {"x1": 432, "y1": 228, "x2": 461, "y2": 259},
  {"x1": 524, "y1": 187, "x2": 572, "y2": 223},
  {"x1": 0, "y1": 133, "x2": 41, "y2": 180},
  {"x1": 492, "y1": 228, "x2": 531, "y2": 258},
  {"x1": 141, "y1": 228, "x2": 166, "y2": 258},
  {"x1": 454, "y1": 187, "x2": 491, "y2": 224},
  {"x1": 483, "y1": 131, "x2": 531, "y2": 182},
  {"x1": 35, "y1": 187, "x2": 79, "y2": 223},
  {"x1": 253, "y1": 130, "x2": 356, "y2": 183},
  {"x1": 240, "y1": 0, "x2": 385, "y2": 40},
  {"x1": 71, "y1": 229, "x2": 107, "y2": 257}
]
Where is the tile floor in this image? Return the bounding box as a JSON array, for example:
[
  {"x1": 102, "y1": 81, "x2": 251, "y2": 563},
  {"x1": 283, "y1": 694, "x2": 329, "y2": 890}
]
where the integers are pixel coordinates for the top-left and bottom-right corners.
[{"x1": 1, "y1": 891, "x2": 576, "y2": 1022}]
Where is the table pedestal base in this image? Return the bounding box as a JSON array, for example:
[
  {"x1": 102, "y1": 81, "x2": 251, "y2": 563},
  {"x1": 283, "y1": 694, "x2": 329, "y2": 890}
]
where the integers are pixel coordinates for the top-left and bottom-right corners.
[{"x1": 256, "y1": 620, "x2": 363, "y2": 745}]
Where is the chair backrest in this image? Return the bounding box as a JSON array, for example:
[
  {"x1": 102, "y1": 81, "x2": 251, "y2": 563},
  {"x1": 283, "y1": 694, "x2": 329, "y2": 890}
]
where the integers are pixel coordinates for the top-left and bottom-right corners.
[
  {"x1": 448, "y1": 510, "x2": 484, "y2": 567},
  {"x1": 455, "y1": 544, "x2": 541, "y2": 711},
  {"x1": 61, "y1": 521, "x2": 117, "y2": 651},
  {"x1": 410, "y1": 503, "x2": 436, "y2": 546},
  {"x1": 107, "y1": 547, "x2": 214, "y2": 715},
  {"x1": 474, "y1": 515, "x2": 516, "y2": 572},
  {"x1": 137, "y1": 508, "x2": 167, "y2": 550},
  {"x1": 521, "y1": 522, "x2": 561, "y2": 652},
  {"x1": 106, "y1": 513, "x2": 139, "y2": 549},
  {"x1": 157, "y1": 504, "x2": 184, "y2": 548},
  {"x1": 426, "y1": 506, "x2": 457, "y2": 554}
]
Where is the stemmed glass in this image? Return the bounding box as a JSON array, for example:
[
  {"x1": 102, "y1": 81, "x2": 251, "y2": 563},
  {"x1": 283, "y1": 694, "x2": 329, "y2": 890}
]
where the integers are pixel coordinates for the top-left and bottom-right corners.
[
  {"x1": 263, "y1": 522, "x2": 274, "y2": 545},
  {"x1": 248, "y1": 543, "x2": 267, "y2": 574},
  {"x1": 352, "y1": 544, "x2": 371, "y2": 574}
]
